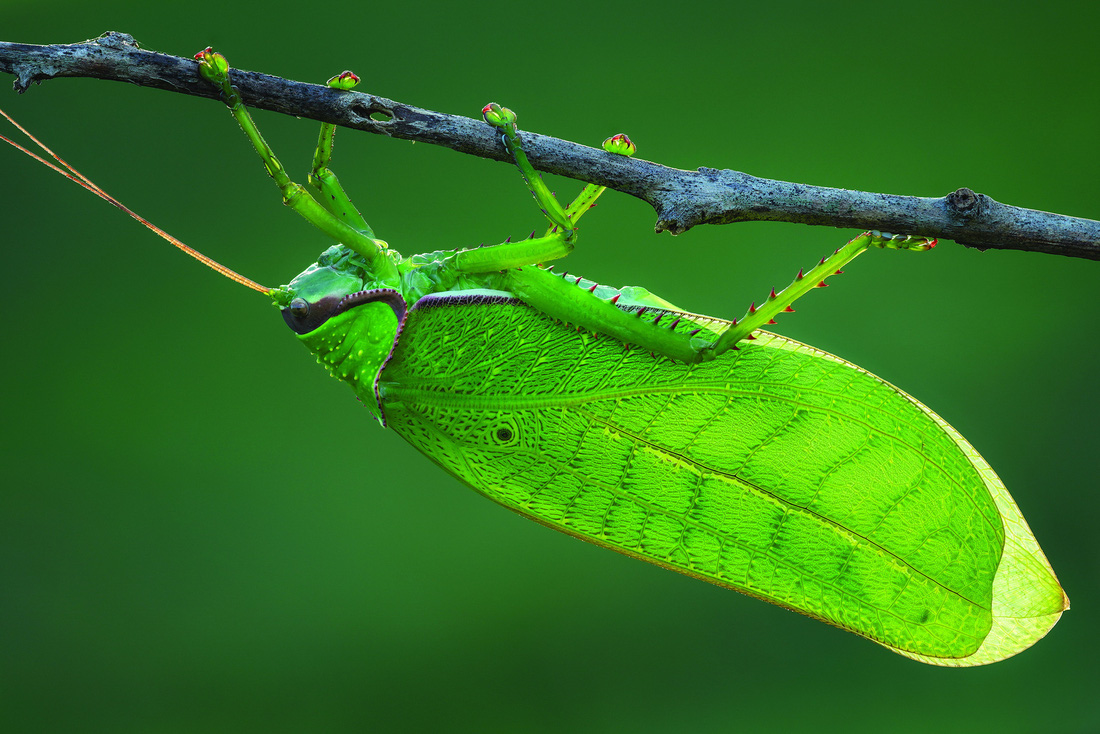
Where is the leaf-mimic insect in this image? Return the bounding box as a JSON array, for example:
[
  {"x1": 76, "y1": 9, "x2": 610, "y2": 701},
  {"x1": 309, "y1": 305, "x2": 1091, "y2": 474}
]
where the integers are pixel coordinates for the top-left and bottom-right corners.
[{"x1": 1, "y1": 48, "x2": 1067, "y2": 667}]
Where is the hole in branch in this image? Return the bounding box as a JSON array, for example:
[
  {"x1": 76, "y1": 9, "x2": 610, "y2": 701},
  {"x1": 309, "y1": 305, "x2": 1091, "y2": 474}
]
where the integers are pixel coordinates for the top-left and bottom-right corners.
[{"x1": 350, "y1": 100, "x2": 395, "y2": 124}]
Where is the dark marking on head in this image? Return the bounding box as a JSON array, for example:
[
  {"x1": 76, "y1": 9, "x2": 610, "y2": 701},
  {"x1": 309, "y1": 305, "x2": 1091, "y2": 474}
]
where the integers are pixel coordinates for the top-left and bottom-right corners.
[
  {"x1": 282, "y1": 294, "x2": 343, "y2": 334},
  {"x1": 282, "y1": 288, "x2": 407, "y2": 335}
]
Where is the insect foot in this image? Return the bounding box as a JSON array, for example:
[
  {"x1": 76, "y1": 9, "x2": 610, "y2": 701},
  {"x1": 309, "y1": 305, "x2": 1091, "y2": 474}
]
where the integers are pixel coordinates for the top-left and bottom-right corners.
[
  {"x1": 194, "y1": 47, "x2": 230, "y2": 85},
  {"x1": 481, "y1": 103, "x2": 518, "y2": 134},
  {"x1": 326, "y1": 70, "x2": 360, "y2": 90},
  {"x1": 603, "y1": 133, "x2": 637, "y2": 157}
]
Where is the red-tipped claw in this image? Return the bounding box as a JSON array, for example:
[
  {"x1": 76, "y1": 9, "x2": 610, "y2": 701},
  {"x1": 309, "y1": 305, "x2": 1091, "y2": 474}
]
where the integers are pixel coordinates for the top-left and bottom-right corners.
[
  {"x1": 603, "y1": 133, "x2": 637, "y2": 157},
  {"x1": 194, "y1": 47, "x2": 229, "y2": 83},
  {"x1": 482, "y1": 103, "x2": 517, "y2": 130},
  {"x1": 327, "y1": 70, "x2": 360, "y2": 90}
]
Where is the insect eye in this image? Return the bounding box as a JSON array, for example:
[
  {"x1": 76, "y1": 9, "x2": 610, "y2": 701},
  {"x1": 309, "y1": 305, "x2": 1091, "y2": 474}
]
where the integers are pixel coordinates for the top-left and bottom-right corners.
[{"x1": 290, "y1": 298, "x2": 310, "y2": 318}]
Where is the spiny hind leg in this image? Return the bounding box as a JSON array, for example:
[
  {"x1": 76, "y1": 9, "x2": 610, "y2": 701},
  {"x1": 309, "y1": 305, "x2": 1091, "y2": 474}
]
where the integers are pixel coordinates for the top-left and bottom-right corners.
[
  {"x1": 475, "y1": 108, "x2": 939, "y2": 360},
  {"x1": 704, "y1": 231, "x2": 936, "y2": 357},
  {"x1": 476, "y1": 103, "x2": 935, "y2": 360},
  {"x1": 505, "y1": 231, "x2": 936, "y2": 363}
]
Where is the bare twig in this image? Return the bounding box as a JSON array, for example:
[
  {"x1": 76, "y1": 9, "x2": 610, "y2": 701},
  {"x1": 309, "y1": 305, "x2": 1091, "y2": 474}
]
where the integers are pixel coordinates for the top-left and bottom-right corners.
[{"x1": 2, "y1": 32, "x2": 1098, "y2": 259}]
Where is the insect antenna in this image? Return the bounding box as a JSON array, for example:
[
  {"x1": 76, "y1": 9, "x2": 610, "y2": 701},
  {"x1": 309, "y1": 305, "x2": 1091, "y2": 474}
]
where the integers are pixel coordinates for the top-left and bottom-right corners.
[{"x1": 0, "y1": 107, "x2": 270, "y2": 294}]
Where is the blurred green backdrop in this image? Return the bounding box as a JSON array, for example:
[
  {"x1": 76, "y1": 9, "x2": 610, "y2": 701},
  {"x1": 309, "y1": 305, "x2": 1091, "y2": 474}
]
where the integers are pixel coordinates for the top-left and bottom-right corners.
[{"x1": 2, "y1": 1, "x2": 1097, "y2": 732}]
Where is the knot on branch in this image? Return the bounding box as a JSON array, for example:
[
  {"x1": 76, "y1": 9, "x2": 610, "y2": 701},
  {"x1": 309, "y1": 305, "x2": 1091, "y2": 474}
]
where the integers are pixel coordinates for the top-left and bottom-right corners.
[
  {"x1": 94, "y1": 31, "x2": 140, "y2": 51},
  {"x1": 946, "y1": 187, "x2": 982, "y2": 218},
  {"x1": 654, "y1": 216, "x2": 688, "y2": 236}
]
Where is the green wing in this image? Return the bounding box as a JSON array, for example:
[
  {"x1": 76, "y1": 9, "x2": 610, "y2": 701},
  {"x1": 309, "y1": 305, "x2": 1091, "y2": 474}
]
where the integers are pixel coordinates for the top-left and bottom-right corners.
[{"x1": 378, "y1": 294, "x2": 1067, "y2": 665}]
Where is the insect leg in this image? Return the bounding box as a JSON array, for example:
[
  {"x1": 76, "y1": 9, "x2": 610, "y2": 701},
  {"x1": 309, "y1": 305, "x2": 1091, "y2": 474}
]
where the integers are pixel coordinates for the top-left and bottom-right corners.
[
  {"x1": 551, "y1": 134, "x2": 637, "y2": 233},
  {"x1": 482, "y1": 104, "x2": 575, "y2": 238},
  {"x1": 704, "y1": 231, "x2": 937, "y2": 357},
  {"x1": 308, "y1": 71, "x2": 376, "y2": 238},
  {"x1": 194, "y1": 49, "x2": 397, "y2": 282},
  {"x1": 454, "y1": 231, "x2": 574, "y2": 273},
  {"x1": 463, "y1": 117, "x2": 636, "y2": 272},
  {"x1": 505, "y1": 231, "x2": 934, "y2": 363},
  {"x1": 505, "y1": 265, "x2": 702, "y2": 363}
]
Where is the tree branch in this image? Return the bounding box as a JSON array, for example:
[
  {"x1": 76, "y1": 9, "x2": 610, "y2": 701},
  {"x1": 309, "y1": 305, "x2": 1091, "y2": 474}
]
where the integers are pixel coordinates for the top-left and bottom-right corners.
[{"x1": 3, "y1": 32, "x2": 1098, "y2": 259}]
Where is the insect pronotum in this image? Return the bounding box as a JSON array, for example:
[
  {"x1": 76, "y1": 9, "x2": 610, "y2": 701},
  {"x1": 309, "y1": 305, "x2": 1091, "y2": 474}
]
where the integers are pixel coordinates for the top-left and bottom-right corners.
[{"x1": 1, "y1": 47, "x2": 1068, "y2": 667}]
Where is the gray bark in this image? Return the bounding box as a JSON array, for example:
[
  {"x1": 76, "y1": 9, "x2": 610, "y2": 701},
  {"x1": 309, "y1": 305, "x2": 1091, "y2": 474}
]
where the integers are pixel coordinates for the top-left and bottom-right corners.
[{"x1": 2, "y1": 32, "x2": 1098, "y2": 259}]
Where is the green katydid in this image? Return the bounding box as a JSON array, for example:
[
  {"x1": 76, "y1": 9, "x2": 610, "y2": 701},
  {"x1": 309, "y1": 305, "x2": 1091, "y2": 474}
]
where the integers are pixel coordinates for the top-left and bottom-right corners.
[{"x1": 1, "y1": 46, "x2": 1067, "y2": 667}]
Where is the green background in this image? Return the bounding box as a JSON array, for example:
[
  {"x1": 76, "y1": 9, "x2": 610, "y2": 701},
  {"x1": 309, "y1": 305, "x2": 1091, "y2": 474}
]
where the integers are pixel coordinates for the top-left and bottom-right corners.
[{"x1": 2, "y1": 1, "x2": 1097, "y2": 731}]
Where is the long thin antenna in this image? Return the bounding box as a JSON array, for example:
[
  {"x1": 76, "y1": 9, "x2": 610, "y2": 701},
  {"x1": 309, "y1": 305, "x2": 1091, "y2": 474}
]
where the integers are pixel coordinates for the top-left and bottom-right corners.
[{"x1": 1, "y1": 107, "x2": 270, "y2": 294}]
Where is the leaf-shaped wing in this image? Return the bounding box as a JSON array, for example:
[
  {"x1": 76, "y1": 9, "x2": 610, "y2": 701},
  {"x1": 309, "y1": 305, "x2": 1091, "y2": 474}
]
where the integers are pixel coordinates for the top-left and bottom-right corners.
[{"x1": 378, "y1": 295, "x2": 1067, "y2": 665}]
